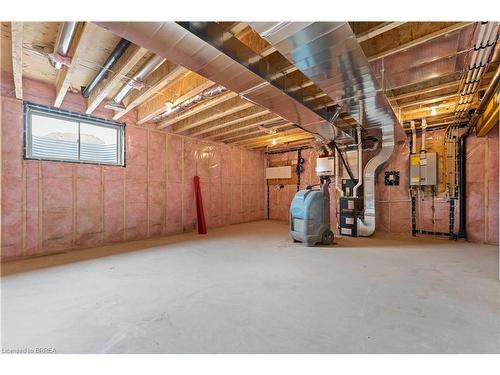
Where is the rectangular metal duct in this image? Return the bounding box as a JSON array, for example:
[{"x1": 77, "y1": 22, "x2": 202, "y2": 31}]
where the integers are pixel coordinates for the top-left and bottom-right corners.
[
  {"x1": 249, "y1": 22, "x2": 403, "y2": 236},
  {"x1": 250, "y1": 22, "x2": 403, "y2": 140},
  {"x1": 94, "y1": 22, "x2": 352, "y2": 143}
]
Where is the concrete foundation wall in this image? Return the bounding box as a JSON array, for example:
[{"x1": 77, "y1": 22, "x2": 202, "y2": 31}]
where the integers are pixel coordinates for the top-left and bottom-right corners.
[{"x1": 1, "y1": 73, "x2": 266, "y2": 261}]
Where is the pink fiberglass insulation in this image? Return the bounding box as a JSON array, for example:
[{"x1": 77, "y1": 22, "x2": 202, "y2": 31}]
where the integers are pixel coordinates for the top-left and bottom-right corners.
[
  {"x1": 0, "y1": 72, "x2": 266, "y2": 261},
  {"x1": 265, "y1": 127, "x2": 498, "y2": 244}
]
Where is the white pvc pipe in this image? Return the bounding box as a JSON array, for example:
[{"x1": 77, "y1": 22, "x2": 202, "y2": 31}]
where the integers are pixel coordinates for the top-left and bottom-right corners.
[
  {"x1": 410, "y1": 120, "x2": 417, "y2": 154},
  {"x1": 352, "y1": 124, "x2": 363, "y2": 197},
  {"x1": 421, "y1": 118, "x2": 427, "y2": 152},
  {"x1": 334, "y1": 147, "x2": 344, "y2": 197}
]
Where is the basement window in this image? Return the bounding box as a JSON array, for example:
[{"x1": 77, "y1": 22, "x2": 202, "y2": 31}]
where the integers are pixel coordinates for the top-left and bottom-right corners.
[{"x1": 24, "y1": 102, "x2": 125, "y2": 166}]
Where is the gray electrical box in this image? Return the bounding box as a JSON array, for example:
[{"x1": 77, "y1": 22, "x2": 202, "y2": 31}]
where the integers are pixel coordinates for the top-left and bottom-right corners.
[{"x1": 410, "y1": 152, "x2": 438, "y2": 186}]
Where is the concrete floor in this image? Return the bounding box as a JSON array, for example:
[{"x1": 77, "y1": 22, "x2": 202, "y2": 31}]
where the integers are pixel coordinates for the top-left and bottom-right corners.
[{"x1": 1, "y1": 220, "x2": 499, "y2": 353}]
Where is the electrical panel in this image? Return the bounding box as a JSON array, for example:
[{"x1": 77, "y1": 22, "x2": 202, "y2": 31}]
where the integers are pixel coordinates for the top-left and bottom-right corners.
[{"x1": 409, "y1": 152, "x2": 438, "y2": 186}]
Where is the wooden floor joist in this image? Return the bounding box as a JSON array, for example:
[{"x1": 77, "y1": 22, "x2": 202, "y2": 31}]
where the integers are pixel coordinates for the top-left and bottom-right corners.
[
  {"x1": 137, "y1": 72, "x2": 213, "y2": 124},
  {"x1": 157, "y1": 91, "x2": 238, "y2": 129},
  {"x1": 367, "y1": 22, "x2": 474, "y2": 62},
  {"x1": 86, "y1": 44, "x2": 148, "y2": 114},
  {"x1": 171, "y1": 96, "x2": 253, "y2": 134},
  {"x1": 222, "y1": 123, "x2": 295, "y2": 144},
  {"x1": 234, "y1": 128, "x2": 308, "y2": 147},
  {"x1": 204, "y1": 114, "x2": 283, "y2": 140},
  {"x1": 113, "y1": 61, "x2": 186, "y2": 120},
  {"x1": 247, "y1": 134, "x2": 314, "y2": 149},
  {"x1": 398, "y1": 93, "x2": 460, "y2": 109},
  {"x1": 54, "y1": 22, "x2": 95, "y2": 108},
  {"x1": 356, "y1": 22, "x2": 406, "y2": 43},
  {"x1": 389, "y1": 80, "x2": 461, "y2": 102},
  {"x1": 187, "y1": 106, "x2": 270, "y2": 137},
  {"x1": 10, "y1": 22, "x2": 23, "y2": 100}
]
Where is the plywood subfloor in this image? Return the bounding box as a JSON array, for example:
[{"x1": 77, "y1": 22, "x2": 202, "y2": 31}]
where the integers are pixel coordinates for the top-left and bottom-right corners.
[{"x1": 1, "y1": 221, "x2": 499, "y2": 353}]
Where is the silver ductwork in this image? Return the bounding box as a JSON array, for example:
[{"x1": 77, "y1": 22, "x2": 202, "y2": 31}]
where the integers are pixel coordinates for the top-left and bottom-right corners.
[
  {"x1": 357, "y1": 124, "x2": 395, "y2": 236},
  {"x1": 49, "y1": 22, "x2": 78, "y2": 70},
  {"x1": 110, "y1": 54, "x2": 166, "y2": 107},
  {"x1": 95, "y1": 21, "x2": 352, "y2": 143},
  {"x1": 250, "y1": 22, "x2": 402, "y2": 236}
]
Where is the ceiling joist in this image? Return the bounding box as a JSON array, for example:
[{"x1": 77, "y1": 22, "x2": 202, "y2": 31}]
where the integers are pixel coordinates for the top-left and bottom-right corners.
[
  {"x1": 113, "y1": 61, "x2": 186, "y2": 120},
  {"x1": 157, "y1": 91, "x2": 238, "y2": 129},
  {"x1": 54, "y1": 22, "x2": 95, "y2": 108},
  {"x1": 86, "y1": 44, "x2": 148, "y2": 114},
  {"x1": 247, "y1": 133, "x2": 314, "y2": 149},
  {"x1": 187, "y1": 106, "x2": 270, "y2": 137},
  {"x1": 171, "y1": 96, "x2": 254, "y2": 134},
  {"x1": 205, "y1": 114, "x2": 284, "y2": 140},
  {"x1": 356, "y1": 22, "x2": 406, "y2": 43},
  {"x1": 221, "y1": 123, "x2": 295, "y2": 144},
  {"x1": 234, "y1": 128, "x2": 308, "y2": 147},
  {"x1": 137, "y1": 72, "x2": 213, "y2": 124},
  {"x1": 367, "y1": 22, "x2": 473, "y2": 62},
  {"x1": 10, "y1": 22, "x2": 23, "y2": 100}
]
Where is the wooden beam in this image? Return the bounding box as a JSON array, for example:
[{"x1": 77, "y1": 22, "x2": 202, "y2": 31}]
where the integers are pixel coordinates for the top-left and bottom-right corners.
[
  {"x1": 86, "y1": 44, "x2": 148, "y2": 114},
  {"x1": 248, "y1": 134, "x2": 314, "y2": 149},
  {"x1": 234, "y1": 128, "x2": 307, "y2": 146},
  {"x1": 187, "y1": 106, "x2": 269, "y2": 137},
  {"x1": 389, "y1": 80, "x2": 461, "y2": 102},
  {"x1": 401, "y1": 103, "x2": 458, "y2": 121},
  {"x1": 10, "y1": 22, "x2": 23, "y2": 99},
  {"x1": 173, "y1": 96, "x2": 254, "y2": 133},
  {"x1": 204, "y1": 114, "x2": 283, "y2": 140},
  {"x1": 356, "y1": 22, "x2": 406, "y2": 43},
  {"x1": 157, "y1": 91, "x2": 238, "y2": 129},
  {"x1": 54, "y1": 22, "x2": 95, "y2": 108},
  {"x1": 137, "y1": 72, "x2": 213, "y2": 124},
  {"x1": 398, "y1": 93, "x2": 459, "y2": 109},
  {"x1": 476, "y1": 90, "x2": 499, "y2": 137},
  {"x1": 367, "y1": 22, "x2": 474, "y2": 62},
  {"x1": 171, "y1": 96, "x2": 253, "y2": 133},
  {"x1": 221, "y1": 123, "x2": 294, "y2": 143},
  {"x1": 253, "y1": 138, "x2": 313, "y2": 150},
  {"x1": 113, "y1": 61, "x2": 186, "y2": 120}
]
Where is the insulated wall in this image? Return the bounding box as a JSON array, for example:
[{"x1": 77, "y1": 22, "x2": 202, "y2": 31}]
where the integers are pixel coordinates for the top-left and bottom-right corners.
[
  {"x1": 465, "y1": 125, "x2": 499, "y2": 244},
  {"x1": 1, "y1": 73, "x2": 266, "y2": 261},
  {"x1": 266, "y1": 149, "x2": 338, "y2": 232},
  {"x1": 265, "y1": 126, "x2": 499, "y2": 245}
]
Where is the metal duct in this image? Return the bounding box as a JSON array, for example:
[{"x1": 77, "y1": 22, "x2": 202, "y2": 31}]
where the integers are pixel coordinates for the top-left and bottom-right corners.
[
  {"x1": 49, "y1": 22, "x2": 78, "y2": 70},
  {"x1": 82, "y1": 38, "x2": 131, "y2": 98},
  {"x1": 357, "y1": 124, "x2": 395, "y2": 236},
  {"x1": 94, "y1": 22, "x2": 353, "y2": 143},
  {"x1": 110, "y1": 54, "x2": 165, "y2": 107},
  {"x1": 250, "y1": 22, "x2": 401, "y2": 236}
]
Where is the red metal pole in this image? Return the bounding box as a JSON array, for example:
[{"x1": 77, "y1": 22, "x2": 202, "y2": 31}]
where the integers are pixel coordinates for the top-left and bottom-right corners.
[{"x1": 194, "y1": 176, "x2": 207, "y2": 234}]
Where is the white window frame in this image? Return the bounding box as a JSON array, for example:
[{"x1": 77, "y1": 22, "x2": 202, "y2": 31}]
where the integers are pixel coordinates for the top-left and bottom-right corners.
[{"x1": 24, "y1": 102, "x2": 125, "y2": 167}]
